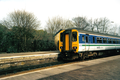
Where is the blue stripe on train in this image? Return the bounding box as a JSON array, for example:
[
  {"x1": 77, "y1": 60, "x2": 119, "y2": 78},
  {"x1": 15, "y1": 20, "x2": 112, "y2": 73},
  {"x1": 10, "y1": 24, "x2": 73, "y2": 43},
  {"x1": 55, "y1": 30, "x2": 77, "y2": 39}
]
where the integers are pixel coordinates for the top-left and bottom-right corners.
[{"x1": 79, "y1": 33, "x2": 120, "y2": 44}]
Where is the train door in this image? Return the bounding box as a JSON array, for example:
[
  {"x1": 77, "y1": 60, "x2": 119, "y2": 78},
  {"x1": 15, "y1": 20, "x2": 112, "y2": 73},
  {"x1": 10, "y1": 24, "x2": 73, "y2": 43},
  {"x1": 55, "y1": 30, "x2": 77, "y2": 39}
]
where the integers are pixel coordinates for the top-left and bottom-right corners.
[
  {"x1": 63, "y1": 30, "x2": 72, "y2": 52},
  {"x1": 65, "y1": 34, "x2": 69, "y2": 51},
  {"x1": 85, "y1": 34, "x2": 90, "y2": 51}
]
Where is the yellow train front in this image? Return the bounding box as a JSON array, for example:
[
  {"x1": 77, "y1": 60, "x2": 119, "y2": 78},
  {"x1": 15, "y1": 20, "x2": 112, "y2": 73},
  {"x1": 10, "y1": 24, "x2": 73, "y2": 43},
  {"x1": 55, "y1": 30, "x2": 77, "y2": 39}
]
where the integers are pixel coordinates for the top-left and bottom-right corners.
[{"x1": 59, "y1": 29, "x2": 79, "y2": 60}]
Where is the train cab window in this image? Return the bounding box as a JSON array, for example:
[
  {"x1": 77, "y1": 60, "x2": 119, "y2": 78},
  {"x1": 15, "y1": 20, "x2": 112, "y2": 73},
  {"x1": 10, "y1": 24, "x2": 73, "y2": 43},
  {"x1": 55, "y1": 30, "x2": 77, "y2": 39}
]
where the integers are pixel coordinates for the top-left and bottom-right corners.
[
  {"x1": 97, "y1": 37, "x2": 102, "y2": 43},
  {"x1": 93, "y1": 37, "x2": 95, "y2": 43},
  {"x1": 72, "y1": 32, "x2": 77, "y2": 41},
  {"x1": 86, "y1": 36, "x2": 88, "y2": 43},
  {"x1": 60, "y1": 33, "x2": 63, "y2": 42},
  {"x1": 103, "y1": 38, "x2": 107, "y2": 43},
  {"x1": 82, "y1": 35, "x2": 84, "y2": 41}
]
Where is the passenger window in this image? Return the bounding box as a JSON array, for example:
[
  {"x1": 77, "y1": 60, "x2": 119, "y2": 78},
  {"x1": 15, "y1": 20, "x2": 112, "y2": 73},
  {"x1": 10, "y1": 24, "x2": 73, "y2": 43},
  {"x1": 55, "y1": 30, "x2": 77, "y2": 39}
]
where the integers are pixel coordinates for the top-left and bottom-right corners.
[
  {"x1": 108, "y1": 39, "x2": 112, "y2": 43},
  {"x1": 117, "y1": 40, "x2": 119, "y2": 44},
  {"x1": 97, "y1": 37, "x2": 102, "y2": 43},
  {"x1": 93, "y1": 37, "x2": 95, "y2": 43},
  {"x1": 115, "y1": 40, "x2": 117, "y2": 44},
  {"x1": 113, "y1": 39, "x2": 115, "y2": 44},
  {"x1": 72, "y1": 32, "x2": 77, "y2": 41},
  {"x1": 103, "y1": 38, "x2": 107, "y2": 43},
  {"x1": 82, "y1": 35, "x2": 84, "y2": 41},
  {"x1": 86, "y1": 36, "x2": 88, "y2": 43}
]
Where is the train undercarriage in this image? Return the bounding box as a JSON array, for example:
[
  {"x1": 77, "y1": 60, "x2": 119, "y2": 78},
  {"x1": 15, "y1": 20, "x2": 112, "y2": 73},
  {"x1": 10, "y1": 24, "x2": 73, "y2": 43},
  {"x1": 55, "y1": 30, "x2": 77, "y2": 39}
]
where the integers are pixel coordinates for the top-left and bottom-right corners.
[{"x1": 58, "y1": 49, "x2": 120, "y2": 61}]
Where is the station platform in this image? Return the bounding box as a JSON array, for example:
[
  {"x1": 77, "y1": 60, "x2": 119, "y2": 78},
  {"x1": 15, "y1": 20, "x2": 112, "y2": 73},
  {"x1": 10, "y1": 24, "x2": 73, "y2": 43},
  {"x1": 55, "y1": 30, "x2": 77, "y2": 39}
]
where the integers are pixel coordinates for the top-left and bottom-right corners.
[
  {"x1": 0, "y1": 51, "x2": 59, "y2": 71},
  {"x1": 1, "y1": 55, "x2": 120, "y2": 80},
  {"x1": 0, "y1": 51, "x2": 59, "y2": 58}
]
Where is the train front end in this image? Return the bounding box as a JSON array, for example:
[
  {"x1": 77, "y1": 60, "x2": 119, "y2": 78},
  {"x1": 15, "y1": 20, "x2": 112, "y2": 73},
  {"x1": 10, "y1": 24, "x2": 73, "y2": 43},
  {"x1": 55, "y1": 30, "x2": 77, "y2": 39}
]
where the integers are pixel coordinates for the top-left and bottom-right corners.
[{"x1": 59, "y1": 29, "x2": 79, "y2": 60}]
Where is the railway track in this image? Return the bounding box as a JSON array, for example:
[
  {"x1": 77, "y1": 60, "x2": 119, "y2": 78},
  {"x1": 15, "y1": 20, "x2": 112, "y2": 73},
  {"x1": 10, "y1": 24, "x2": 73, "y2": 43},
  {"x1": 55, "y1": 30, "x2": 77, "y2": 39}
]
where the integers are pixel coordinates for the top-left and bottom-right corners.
[
  {"x1": 0, "y1": 53, "x2": 118, "y2": 78},
  {"x1": 0, "y1": 58, "x2": 64, "y2": 78},
  {"x1": 0, "y1": 57, "x2": 59, "y2": 76}
]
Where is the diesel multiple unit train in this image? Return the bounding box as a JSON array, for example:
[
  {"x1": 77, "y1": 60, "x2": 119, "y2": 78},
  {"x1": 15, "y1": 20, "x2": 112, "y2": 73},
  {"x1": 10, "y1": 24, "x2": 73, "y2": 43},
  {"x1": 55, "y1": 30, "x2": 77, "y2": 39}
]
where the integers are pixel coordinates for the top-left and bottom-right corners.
[{"x1": 54, "y1": 28, "x2": 120, "y2": 60}]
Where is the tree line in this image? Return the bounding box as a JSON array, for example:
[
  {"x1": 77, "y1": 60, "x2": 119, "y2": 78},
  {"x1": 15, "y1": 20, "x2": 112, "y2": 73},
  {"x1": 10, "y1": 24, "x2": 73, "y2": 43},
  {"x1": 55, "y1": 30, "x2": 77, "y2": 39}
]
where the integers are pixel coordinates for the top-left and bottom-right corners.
[
  {"x1": 0, "y1": 10, "x2": 120, "y2": 53},
  {"x1": 0, "y1": 10, "x2": 56, "y2": 53},
  {"x1": 45, "y1": 16, "x2": 120, "y2": 36}
]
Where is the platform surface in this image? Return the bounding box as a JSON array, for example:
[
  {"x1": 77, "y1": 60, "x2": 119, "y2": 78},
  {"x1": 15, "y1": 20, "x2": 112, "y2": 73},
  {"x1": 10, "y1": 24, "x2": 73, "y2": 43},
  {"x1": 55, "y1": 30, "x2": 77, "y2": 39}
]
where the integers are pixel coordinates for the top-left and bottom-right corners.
[
  {"x1": 0, "y1": 51, "x2": 59, "y2": 58},
  {"x1": 1, "y1": 55, "x2": 120, "y2": 80}
]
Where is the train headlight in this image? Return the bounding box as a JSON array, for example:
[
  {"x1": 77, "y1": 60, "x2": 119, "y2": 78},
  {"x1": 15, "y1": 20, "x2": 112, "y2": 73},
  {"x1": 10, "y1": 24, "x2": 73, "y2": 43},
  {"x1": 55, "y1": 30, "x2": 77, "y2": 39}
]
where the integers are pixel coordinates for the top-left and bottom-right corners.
[
  {"x1": 60, "y1": 46, "x2": 63, "y2": 49},
  {"x1": 73, "y1": 47, "x2": 77, "y2": 49}
]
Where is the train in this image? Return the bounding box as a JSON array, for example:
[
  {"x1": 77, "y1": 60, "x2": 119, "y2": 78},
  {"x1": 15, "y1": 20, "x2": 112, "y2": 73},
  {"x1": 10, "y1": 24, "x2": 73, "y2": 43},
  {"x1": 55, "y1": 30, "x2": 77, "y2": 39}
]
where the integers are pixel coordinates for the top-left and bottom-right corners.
[{"x1": 54, "y1": 28, "x2": 120, "y2": 60}]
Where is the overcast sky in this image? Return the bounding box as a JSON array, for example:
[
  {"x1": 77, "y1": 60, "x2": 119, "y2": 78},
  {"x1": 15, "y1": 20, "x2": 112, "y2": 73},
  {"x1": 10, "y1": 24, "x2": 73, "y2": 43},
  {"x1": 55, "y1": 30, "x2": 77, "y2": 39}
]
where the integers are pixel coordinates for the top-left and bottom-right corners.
[{"x1": 0, "y1": 0, "x2": 120, "y2": 29}]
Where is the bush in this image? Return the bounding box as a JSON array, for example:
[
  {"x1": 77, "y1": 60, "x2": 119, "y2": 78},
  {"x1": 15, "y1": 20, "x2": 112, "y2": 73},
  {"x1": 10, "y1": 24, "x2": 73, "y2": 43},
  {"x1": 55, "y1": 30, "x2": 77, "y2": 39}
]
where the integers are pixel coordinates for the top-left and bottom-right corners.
[{"x1": 33, "y1": 40, "x2": 56, "y2": 51}]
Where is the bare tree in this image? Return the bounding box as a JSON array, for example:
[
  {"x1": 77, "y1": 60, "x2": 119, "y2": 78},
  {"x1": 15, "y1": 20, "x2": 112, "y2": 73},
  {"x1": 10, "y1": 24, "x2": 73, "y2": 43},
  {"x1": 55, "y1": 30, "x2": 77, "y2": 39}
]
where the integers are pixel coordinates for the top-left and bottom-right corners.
[
  {"x1": 113, "y1": 24, "x2": 118, "y2": 35},
  {"x1": 93, "y1": 17, "x2": 111, "y2": 33},
  {"x1": 2, "y1": 10, "x2": 40, "y2": 51},
  {"x1": 3, "y1": 10, "x2": 40, "y2": 29},
  {"x1": 93, "y1": 18, "x2": 102, "y2": 32},
  {"x1": 118, "y1": 26, "x2": 120, "y2": 36},
  {"x1": 45, "y1": 17, "x2": 61, "y2": 35},
  {"x1": 86, "y1": 18, "x2": 95, "y2": 31},
  {"x1": 64, "y1": 20, "x2": 75, "y2": 28},
  {"x1": 45, "y1": 16, "x2": 75, "y2": 35},
  {"x1": 72, "y1": 16, "x2": 89, "y2": 29},
  {"x1": 107, "y1": 24, "x2": 119, "y2": 35},
  {"x1": 99, "y1": 17, "x2": 110, "y2": 33}
]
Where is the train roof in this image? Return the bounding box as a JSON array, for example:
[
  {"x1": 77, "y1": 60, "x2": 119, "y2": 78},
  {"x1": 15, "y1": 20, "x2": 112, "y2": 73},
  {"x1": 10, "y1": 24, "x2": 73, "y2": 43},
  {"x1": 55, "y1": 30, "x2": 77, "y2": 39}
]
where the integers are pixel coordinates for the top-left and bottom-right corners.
[
  {"x1": 64, "y1": 28, "x2": 120, "y2": 39},
  {"x1": 54, "y1": 29, "x2": 64, "y2": 36}
]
